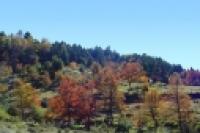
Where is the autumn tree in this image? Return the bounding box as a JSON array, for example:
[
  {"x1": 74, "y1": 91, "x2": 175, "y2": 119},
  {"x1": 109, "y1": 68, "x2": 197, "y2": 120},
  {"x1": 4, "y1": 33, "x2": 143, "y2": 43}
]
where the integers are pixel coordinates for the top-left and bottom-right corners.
[
  {"x1": 169, "y1": 73, "x2": 193, "y2": 133},
  {"x1": 133, "y1": 108, "x2": 146, "y2": 133},
  {"x1": 47, "y1": 96, "x2": 65, "y2": 120},
  {"x1": 121, "y1": 62, "x2": 146, "y2": 90},
  {"x1": 12, "y1": 79, "x2": 40, "y2": 119},
  {"x1": 144, "y1": 88, "x2": 160, "y2": 132},
  {"x1": 48, "y1": 77, "x2": 96, "y2": 129},
  {"x1": 157, "y1": 99, "x2": 176, "y2": 126},
  {"x1": 132, "y1": 88, "x2": 161, "y2": 133},
  {"x1": 78, "y1": 81, "x2": 96, "y2": 130},
  {"x1": 97, "y1": 66, "x2": 124, "y2": 125},
  {"x1": 58, "y1": 77, "x2": 79, "y2": 124},
  {"x1": 48, "y1": 77, "x2": 79, "y2": 125}
]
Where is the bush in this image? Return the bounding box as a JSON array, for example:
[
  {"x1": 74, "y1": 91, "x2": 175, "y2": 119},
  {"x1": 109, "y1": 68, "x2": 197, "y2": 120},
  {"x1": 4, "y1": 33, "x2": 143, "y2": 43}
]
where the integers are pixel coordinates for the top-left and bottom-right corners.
[
  {"x1": 7, "y1": 106, "x2": 18, "y2": 117},
  {"x1": 115, "y1": 116, "x2": 132, "y2": 133},
  {"x1": 32, "y1": 107, "x2": 47, "y2": 122},
  {"x1": 0, "y1": 106, "x2": 11, "y2": 121}
]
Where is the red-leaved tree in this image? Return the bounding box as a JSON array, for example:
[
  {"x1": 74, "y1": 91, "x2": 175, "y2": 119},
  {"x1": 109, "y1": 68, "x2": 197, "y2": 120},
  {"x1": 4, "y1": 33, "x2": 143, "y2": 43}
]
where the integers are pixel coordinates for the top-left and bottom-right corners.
[{"x1": 48, "y1": 77, "x2": 96, "y2": 130}]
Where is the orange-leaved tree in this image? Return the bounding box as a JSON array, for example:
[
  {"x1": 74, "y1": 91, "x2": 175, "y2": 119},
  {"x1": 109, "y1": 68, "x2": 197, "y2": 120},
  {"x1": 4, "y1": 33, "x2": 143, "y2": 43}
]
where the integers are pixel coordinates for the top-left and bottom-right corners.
[
  {"x1": 47, "y1": 95, "x2": 65, "y2": 120},
  {"x1": 59, "y1": 77, "x2": 80, "y2": 124},
  {"x1": 121, "y1": 62, "x2": 146, "y2": 90},
  {"x1": 48, "y1": 77, "x2": 96, "y2": 129},
  {"x1": 96, "y1": 65, "x2": 124, "y2": 125},
  {"x1": 78, "y1": 81, "x2": 96, "y2": 130}
]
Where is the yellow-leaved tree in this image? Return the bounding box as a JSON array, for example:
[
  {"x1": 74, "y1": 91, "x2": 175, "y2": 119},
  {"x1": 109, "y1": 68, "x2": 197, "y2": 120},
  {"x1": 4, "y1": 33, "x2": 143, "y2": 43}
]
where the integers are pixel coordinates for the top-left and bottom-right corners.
[
  {"x1": 167, "y1": 73, "x2": 194, "y2": 133},
  {"x1": 12, "y1": 79, "x2": 40, "y2": 119},
  {"x1": 144, "y1": 88, "x2": 160, "y2": 130},
  {"x1": 133, "y1": 88, "x2": 160, "y2": 132}
]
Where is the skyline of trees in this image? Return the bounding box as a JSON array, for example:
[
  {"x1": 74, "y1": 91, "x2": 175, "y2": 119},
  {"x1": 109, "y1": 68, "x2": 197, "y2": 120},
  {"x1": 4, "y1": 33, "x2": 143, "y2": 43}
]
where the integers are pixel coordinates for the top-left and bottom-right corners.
[{"x1": 0, "y1": 30, "x2": 189, "y2": 84}]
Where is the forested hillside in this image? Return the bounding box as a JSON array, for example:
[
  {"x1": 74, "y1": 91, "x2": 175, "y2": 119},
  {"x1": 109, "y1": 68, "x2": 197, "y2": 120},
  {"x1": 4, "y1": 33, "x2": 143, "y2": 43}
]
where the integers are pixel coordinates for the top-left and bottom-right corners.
[
  {"x1": 0, "y1": 31, "x2": 185, "y2": 83},
  {"x1": 0, "y1": 31, "x2": 200, "y2": 133}
]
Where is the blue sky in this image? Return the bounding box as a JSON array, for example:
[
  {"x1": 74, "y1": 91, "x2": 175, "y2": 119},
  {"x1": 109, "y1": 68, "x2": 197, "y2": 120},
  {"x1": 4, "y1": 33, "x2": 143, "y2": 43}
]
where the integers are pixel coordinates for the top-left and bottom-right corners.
[{"x1": 0, "y1": 0, "x2": 200, "y2": 68}]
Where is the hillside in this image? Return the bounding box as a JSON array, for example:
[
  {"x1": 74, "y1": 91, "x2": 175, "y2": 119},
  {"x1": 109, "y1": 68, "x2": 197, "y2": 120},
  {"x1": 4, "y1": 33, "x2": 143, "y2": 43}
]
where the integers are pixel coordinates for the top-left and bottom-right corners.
[
  {"x1": 0, "y1": 31, "x2": 200, "y2": 133},
  {"x1": 0, "y1": 31, "x2": 184, "y2": 83}
]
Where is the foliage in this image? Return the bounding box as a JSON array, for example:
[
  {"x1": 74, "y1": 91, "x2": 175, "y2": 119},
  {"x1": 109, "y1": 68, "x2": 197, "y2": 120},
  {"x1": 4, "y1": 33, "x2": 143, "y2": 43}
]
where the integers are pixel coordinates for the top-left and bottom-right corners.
[
  {"x1": 12, "y1": 79, "x2": 41, "y2": 119},
  {"x1": 121, "y1": 62, "x2": 146, "y2": 89},
  {"x1": 0, "y1": 30, "x2": 200, "y2": 133},
  {"x1": 116, "y1": 115, "x2": 132, "y2": 133},
  {"x1": 48, "y1": 77, "x2": 96, "y2": 129},
  {"x1": 168, "y1": 73, "x2": 194, "y2": 132},
  {"x1": 0, "y1": 31, "x2": 185, "y2": 84},
  {"x1": 181, "y1": 68, "x2": 200, "y2": 86},
  {"x1": 32, "y1": 106, "x2": 47, "y2": 122},
  {"x1": 121, "y1": 54, "x2": 184, "y2": 83},
  {"x1": 144, "y1": 88, "x2": 160, "y2": 129},
  {"x1": 96, "y1": 66, "x2": 124, "y2": 125},
  {"x1": 0, "y1": 106, "x2": 11, "y2": 121}
]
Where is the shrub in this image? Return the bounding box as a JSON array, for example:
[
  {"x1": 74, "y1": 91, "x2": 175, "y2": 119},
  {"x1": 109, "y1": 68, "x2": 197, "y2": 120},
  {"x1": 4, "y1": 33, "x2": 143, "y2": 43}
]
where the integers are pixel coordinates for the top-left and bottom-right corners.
[
  {"x1": 7, "y1": 106, "x2": 18, "y2": 116},
  {"x1": 115, "y1": 116, "x2": 132, "y2": 133},
  {"x1": 0, "y1": 106, "x2": 11, "y2": 121},
  {"x1": 32, "y1": 107, "x2": 47, "y2": 122}
]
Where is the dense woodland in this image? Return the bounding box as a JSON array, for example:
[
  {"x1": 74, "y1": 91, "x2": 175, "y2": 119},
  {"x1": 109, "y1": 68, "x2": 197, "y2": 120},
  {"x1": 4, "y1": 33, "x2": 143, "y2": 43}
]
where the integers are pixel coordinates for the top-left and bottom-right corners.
[
  {"x1": 1, "y1": 30, "x2": 200, "y2": 85},
  {"x1": 0, "y1": 31, "x2": 200, "y2": 133}
]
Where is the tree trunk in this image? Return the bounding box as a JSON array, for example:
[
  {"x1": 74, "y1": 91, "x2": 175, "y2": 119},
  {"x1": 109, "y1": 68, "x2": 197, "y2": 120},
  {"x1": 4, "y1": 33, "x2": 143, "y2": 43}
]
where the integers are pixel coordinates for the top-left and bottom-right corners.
[
  {"x1": 86, "y1": 116, "x2": 91, "y2": 131},
  {"x1": 107, "y1": 88, "x2": 113, "y2": 126}
]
